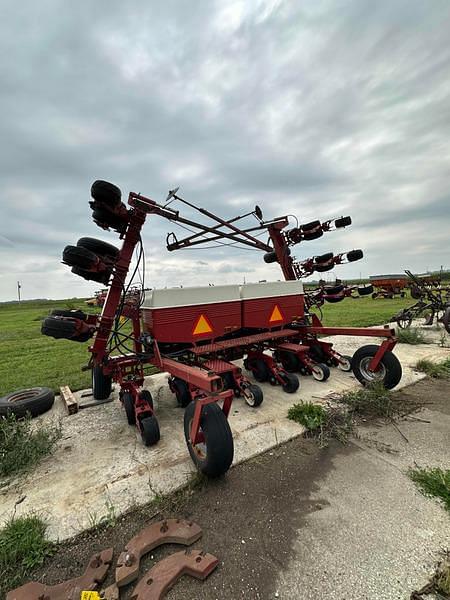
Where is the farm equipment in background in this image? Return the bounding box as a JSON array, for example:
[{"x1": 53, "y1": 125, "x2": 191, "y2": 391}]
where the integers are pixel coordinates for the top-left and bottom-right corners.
[
  {"x1": 393, "y1": 270, "x2": 450, "y2": 330},
  {"x1": 42, "y1": 181, "x2": 402, "y2": 477},
  {"x1": 369, "y1": 274, "x2": 408, "y2": 299}
]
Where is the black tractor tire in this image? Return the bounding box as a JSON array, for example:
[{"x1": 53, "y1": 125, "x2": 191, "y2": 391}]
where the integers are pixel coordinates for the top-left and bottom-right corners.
[
  {"x1": 172, "y1": 378, "x2": 191, "y2": 408},
  {"x1": 315, "y1": 263, "x2": 334, "y2": 273},
  {"x1": 303, "y1": 230, "x2": 323, "y2": 241},
  {"x1": 358, "y1": 285, "x2": 374, "y2": 296},
  {"x1": 184, "y1": 401, "x2": 234, "y2": 477},
  {"x1": 311, "y1": 363, "x2": 331, "y2": 382},
  {"x1": 71, "y1": 266, "x2": 112, "y2": 285},
  {"x1": 315, "y1": 252, "x2": 334, "y2": 264},
  {"x1": 0, "y1": 387, "x2": 55, "y2": 418},
  {"x1": 324, "y1": 284, "x2": 345, "y2": 295},
  {"x1": 351, "y1": 344, "x2": 402, "y2": 390},
  {"x1": 63, "y1": 245, "x2": 98, "y2": 270},
  {"x1": 91, "y1": 180, "x2": 122, "y2": 207},
  {"x1": 278, "y1": 351, "x2": 301, "y2": 373},
  {"x1": 139, "y1": 415, "x2": 160, "y2": 446},
  {"x1": 371, "y1": 292, "x2": 378, "y2": 299},
  {"x1": 335, "y1": 216, "x2": 352, "y2": 228},
  {"x1": 264, "y1": 251, "x2": 278, "y2": 264},
  {"x1": 280, "y1": 372, "x2": 300, "y2": 393},
  {"x1": 77, "y1": 237, "x2": 119, "y2": 259},
  {"x1": 252, "y1": 359, "x2": 270, "y2": 383},
  {"x1": 244, "y1": 384, "x2": 264, "y2": 407},
  {"x1": 122, "y1": 392, "x2": 135, "y2": 425},
  {"x1": 347, "y1": 249, "x2": 363, "y2": 262},
  {"x1": 41, "y1": 316, "x2": 92, "y2": 342},
  {"x1": 92, "y1": 365, "x2": 112, "y2": 400},
  {"x1": 92, "y1": 207, "x2": 128, "y2": 232},
  {"x1": 50, "y1": 309, "x2": 87, "y2": 321},
  {"x1": 301, "y1": 220, "x2": 321, "y2": 232}
]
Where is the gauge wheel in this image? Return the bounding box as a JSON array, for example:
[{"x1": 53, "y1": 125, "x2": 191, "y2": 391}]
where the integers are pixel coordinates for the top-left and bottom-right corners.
[
  {"x1": 139, "y1": 414, "x2": 160, "y2": 446},
  {"x1": 184, "y1": 401, "x2": 234, "y2": 477},
  {"x1": 280, "y1": 372, "x2": 300, "y2": 393},
  {"x1": 311, "y1": 363, "x2": 330, "y2": 382},
  {"x1": 243, "y1": 384, "x2": 263, "y2": 407},
  {"x1": 352, "y1": 344, "x2": 402, "y2": 390}
]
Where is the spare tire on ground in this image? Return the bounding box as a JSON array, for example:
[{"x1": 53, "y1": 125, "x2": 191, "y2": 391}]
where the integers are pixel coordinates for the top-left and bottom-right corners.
[{"x1": 0, "y1": 387, "x2": 55, "y2": 418}]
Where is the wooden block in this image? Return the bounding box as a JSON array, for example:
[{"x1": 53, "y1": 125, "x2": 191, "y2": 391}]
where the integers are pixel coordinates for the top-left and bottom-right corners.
[{"x1": 60, "y1": 385, "x2": 79, "y2": 415}]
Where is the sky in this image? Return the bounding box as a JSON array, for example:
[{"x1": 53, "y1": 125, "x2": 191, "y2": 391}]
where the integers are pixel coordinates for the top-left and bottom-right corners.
[{"x1": 1, "y1": 0, "x2": 449, "y2": 301}]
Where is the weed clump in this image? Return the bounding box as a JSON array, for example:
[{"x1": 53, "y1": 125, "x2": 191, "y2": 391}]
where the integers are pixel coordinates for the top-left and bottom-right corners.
[
  {"x1": 396, "y1": 327, "x2": 426, "y2": 345},
  {"x1": 288, "y1": 402, "x2": 353, "y2": 447},
  {"x1": 0, "y1": 514, "x2": 55, "y2": 596},
  {"x1": 0, "y1": 413, "x2": 61, "y2": 478},
  {"x1": 339, "y1": 382, "x2": 400, "y2": 419},
  {"x1": 408, "y1": 466, "x2": 450, "y2": 513},
  {"x1": 415, "y1": 357, "x2": 450, "y2": 379}
]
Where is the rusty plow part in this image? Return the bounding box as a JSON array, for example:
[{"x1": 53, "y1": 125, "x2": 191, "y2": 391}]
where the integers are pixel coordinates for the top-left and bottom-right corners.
[
  {"x1": 129, "y1": 549, "x2": 218, "y2": 600},
  {"x1": 115, "y1": 518, "x2": 202, "y2": 587},
  {"x1": 6, "y1": 548, "x2": 113, "y2": 600}
]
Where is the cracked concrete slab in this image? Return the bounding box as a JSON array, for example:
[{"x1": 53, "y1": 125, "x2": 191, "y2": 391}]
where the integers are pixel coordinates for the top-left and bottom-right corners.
[{"x1": 0, "y1": 333, "x2": 448, "y2": 541}]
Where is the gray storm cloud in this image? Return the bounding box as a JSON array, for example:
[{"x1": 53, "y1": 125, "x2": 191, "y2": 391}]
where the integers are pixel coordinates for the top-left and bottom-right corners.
[{"x1": 1, "y1": 0, "x2": 449, "y2": 300}]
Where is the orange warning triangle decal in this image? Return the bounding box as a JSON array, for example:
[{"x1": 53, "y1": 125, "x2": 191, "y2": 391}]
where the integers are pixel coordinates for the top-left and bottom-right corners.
[
  {"x1": 193, "y1": 314, "x2": 213, "y2": 335},
  {"x1": 269, "y1": 304, "x2": 284, "y2": 323}
]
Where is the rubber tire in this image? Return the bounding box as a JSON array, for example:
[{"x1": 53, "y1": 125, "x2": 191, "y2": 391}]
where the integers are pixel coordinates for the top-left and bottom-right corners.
[
  {"x1": 371, "y1": 292, "x2": 378, "y2": 299},
  {"x1": 244, "y1": 384, "x2": 264, "y2": 407},
  {"x1": 324, "y1": 285, "x2": 345, "y2": 295},
  {"x1": 280, "y1": 372, "x2": 300, "y2": 393},
  {"x1": 92, "y1": 366, "x2": 112, "y2": 400},
  {"x1": 184, "y1": 401, "x2": 234, "y2": 477},
  {"x1": 422, "y1": 308, "x2": 434, "y2": 326},
  {"x1": 308, "y1": 344, "x2": 328, "y2": 362},
  {"x1": 315, "y1": 263, "x2": 334, "y2": 273},
  {"x1": 63, "y1": 245, "x2": 98, "y2": 269},
  {"x1": 91, "y1": 180, "x2": 122, "y2": 207},
  {"x1": 303, "y1": 230, "x2": 323, "y2": 241},
  {"x1": 347, "y1": 249, "x2": 363, "y2": 262},
  {"x1": 139, "y1": 415, "x2": 160, "y2": 446},
  {"x1": 335, "y1": 216, "x2": 352, "y2": 228},
  {"x1": 50, "y1": 309, "x2": 87, "y2": 321},
  {"x1": 315, "y1": 252, "x2": 334, "y2": 264},
  {"x1": 92, "y1": 207, "x2": 128, "y2": 232},
  {"x1": 253, "y1": 359, "x2": 270, "y2": 383},
  {"x1": 337, "y1": 355, "x2": 352, "y2": 372},
  {"x1": 264, "y1": 251, "x2": 278, "y2": 264},
  {"x1": 0, "y1": 387, "x2": 54, "y2": 418},
  {"x1": 301, "y1": 220, "x2": 321, "y2": 232},
  {"x1": 77, "y1": 237, "x2": 119, "y2": 259},
  {"x1": 351, "y1": 344, "x2": 402, "y2": 390},
  {"x1": 358, "y1": 285, "x2": 374, "y2": 296},
  {"x1": 172, "y1": 378, "x2": 191, "y2": 408},
  {"x1": 311, "y1": 363, "x2": 330, "y2": 382},
  {"x1": 278, "y1": 351, "x2": 301, "y2": 373},
  {"x1": 41, "y1": 316, "x2": 92, "y2": 342},
  {"x1": 71, "y1": 266, "x2": 112, "y2": 285},
  {"x1": 123, "y1": 392, "x2": 135, "y2": 425},
  {"x1": 325, "y1": 293, "x2": 345, "y2": 303}
]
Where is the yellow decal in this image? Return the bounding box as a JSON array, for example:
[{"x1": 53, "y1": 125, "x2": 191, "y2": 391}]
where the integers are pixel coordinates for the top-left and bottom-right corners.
[
  {"x1": 81, "y1": 593, "x2": 101, "y2": 600},
  {"x1": 193, "y1": 314, "x2": 213, "y2": 335},
  {"x1": 269, "y1": 305, "x2": 284, "y2": 323}
]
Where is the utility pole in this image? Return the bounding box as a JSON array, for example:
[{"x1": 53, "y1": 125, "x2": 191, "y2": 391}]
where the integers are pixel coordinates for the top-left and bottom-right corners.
[{"x1": 17, "y1": 281, "x2": 21, "y2": 302}]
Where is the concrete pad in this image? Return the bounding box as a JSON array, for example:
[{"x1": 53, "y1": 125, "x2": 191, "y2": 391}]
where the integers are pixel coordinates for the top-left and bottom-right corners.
[
  {"x1": 1, "y1": 334, "x2": 449, "y2": 541},
  {"x1": 275, "y1": 389, "x2": 450, "y2": 600}
]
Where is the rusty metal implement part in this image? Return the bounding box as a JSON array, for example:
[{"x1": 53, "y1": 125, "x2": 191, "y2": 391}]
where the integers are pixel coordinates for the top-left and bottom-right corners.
[
  {"x1": 129, "y1": 549, "x2": 218, "y2": 600},
  {"x1": 115, "y1": 518, "x2": 202, "y2": 587},
  {"x1": 6, "y1": 548, "x2": 114, "y2": 600}
]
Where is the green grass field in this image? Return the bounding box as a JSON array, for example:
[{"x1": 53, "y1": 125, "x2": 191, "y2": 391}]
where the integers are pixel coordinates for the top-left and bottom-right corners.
[{"x1": 0, "y1": 295, "x2": 411, "y2": 397}]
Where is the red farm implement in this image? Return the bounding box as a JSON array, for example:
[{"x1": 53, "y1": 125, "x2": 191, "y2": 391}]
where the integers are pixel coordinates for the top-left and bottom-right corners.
[
  {"x1": 42, "y1": 181, "x2": 402, "y2": 477},
  {"x1": 369, "y1": 274, "x2": 409, "y2": 299}
]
